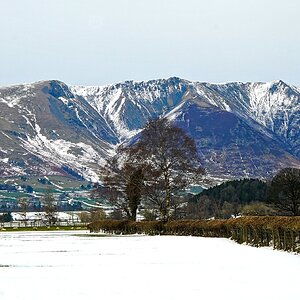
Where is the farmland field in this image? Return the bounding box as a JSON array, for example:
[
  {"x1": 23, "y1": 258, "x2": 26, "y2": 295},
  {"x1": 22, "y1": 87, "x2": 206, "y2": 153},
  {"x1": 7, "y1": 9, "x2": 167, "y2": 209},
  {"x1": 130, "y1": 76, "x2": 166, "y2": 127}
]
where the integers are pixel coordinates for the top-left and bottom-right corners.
[{"x1": 0, "y1": 231, "x2": 299, "y2": 300}]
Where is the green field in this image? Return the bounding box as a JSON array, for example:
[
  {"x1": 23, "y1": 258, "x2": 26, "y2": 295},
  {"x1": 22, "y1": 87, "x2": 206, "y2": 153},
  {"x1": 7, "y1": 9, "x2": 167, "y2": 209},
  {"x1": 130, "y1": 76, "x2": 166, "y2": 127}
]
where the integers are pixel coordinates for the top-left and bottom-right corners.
[{"x1": 0, "y1": 175, "x2": 104, "y2": 209}]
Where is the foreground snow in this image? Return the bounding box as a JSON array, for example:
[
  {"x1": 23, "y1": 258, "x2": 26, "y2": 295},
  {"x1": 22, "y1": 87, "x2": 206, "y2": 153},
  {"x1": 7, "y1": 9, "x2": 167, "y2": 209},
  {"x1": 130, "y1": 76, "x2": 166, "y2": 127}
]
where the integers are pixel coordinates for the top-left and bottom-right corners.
[{"x1": 0, "y1": 231, "x2": 299, "y2": 300}]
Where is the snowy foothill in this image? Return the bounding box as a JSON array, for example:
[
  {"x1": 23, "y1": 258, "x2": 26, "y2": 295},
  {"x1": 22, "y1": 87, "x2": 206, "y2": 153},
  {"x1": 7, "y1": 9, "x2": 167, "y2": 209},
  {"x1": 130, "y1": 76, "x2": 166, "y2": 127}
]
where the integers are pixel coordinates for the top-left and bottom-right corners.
[{"x1": 0, "y1": 231, "x2": 299, "y2": 300}]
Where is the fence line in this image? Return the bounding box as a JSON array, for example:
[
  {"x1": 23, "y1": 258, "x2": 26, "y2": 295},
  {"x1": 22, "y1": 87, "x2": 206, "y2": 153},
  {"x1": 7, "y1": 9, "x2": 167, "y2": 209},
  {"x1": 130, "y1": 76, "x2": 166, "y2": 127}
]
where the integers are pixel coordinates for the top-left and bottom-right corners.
[
  {"x1": 1, "y1": 220, "x2": 87, "y2": 228},
  {"x1": 88, "y1": 217, "x2": 300, "y2": 253}
]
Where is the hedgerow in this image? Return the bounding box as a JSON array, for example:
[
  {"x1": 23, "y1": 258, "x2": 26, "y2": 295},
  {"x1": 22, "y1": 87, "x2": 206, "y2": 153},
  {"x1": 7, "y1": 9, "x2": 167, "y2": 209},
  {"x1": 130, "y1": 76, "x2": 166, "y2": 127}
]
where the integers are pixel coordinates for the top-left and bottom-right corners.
[{"x1": 88, "y1": 216, "x2": 300, "y2": 253}]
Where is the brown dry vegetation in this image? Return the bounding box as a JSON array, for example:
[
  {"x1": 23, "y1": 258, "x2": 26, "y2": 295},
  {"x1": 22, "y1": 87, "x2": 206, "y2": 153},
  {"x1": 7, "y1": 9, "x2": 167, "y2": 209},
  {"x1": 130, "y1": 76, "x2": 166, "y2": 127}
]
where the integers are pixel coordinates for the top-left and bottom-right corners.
[{"x1": 88, "y1": 216, "x2": 300, "y2": 253}]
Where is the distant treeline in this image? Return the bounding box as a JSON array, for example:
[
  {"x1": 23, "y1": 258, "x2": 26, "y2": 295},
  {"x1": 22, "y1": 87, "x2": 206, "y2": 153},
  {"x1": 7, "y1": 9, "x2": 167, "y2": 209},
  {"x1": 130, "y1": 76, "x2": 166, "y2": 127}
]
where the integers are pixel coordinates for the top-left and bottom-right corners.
[
  {"x1": 184, "y1": 178, "x2": 270, "y2": 219},
  {"x1": 189, "y1": 169, "x2": 300, "y2": 218},
  {"x1": 197, "y1": 178, "x2": 267, "y2": 205}
]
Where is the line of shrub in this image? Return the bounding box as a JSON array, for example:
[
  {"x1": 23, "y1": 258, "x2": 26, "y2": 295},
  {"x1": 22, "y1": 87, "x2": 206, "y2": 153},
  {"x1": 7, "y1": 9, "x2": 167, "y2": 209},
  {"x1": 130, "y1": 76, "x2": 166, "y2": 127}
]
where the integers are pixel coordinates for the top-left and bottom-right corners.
[
  {"x1": 0, "y1": 226, "x2": 87, "y2": 232},
  {"x1": 88, "y1": 216, "x2": 300, "y2": 253}
]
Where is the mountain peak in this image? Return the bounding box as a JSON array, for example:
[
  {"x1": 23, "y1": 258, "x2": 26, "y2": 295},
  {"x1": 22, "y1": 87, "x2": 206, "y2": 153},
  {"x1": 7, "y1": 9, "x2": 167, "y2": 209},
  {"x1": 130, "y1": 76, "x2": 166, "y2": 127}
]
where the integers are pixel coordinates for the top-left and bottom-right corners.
[
  {"x1": 271, "y1": 79, "x2": 285, "y2": 85},
  {"x1": 0, "y1": 78, "x2": 299, "y2": 181},
  {"x1": 47, "y1": 80, "x2": 74, "y2": 99}
]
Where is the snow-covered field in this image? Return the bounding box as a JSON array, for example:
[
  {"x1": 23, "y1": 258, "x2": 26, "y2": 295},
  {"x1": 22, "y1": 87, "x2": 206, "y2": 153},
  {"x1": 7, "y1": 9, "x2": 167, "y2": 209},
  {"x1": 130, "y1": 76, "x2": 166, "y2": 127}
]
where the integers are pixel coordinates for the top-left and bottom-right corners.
[{"x1": 0, "y1": 231, "x2": 299, "y2": 300}]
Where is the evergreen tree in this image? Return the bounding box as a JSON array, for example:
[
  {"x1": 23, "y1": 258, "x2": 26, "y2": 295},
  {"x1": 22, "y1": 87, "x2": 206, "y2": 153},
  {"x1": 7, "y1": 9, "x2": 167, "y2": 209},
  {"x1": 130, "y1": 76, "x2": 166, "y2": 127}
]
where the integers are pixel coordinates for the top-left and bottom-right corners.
[
  {"x1": 0, "y1": 212, "x2": 13, "y2": 222},
  {"x1": 190, "y1": 178, "x2": 268, "y2": 218}
]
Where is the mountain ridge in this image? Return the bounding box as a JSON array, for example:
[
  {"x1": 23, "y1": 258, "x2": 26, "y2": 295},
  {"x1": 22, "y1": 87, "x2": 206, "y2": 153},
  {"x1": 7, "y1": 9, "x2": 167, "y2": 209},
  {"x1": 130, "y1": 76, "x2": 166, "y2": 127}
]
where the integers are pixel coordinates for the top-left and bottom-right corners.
[{"x1": 0, "y1": 78, "x2": 299, "y2": 182}]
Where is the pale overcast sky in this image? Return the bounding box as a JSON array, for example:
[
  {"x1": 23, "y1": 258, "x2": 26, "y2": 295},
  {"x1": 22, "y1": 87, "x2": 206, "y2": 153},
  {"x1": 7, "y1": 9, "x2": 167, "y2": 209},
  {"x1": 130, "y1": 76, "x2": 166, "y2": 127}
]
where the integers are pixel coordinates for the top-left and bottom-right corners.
[{"x1": 1, "y1": 0, "x2": 299, "y2": 86}]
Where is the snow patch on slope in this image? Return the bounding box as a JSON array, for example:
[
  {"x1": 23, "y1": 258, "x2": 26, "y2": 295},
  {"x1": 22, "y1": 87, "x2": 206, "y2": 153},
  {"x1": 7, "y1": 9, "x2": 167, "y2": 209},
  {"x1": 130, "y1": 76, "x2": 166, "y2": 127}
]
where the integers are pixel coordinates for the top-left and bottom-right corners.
[{"x1": 19, "y1": 123, "x2": 101, "y2": 181}]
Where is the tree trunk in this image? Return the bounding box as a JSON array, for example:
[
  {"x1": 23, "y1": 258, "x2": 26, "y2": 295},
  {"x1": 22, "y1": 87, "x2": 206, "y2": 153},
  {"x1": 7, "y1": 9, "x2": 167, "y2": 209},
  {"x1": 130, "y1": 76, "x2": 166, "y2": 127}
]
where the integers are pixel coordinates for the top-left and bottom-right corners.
[{"x1": 164, "y1": 170, "x2": 171, "y2": 221}]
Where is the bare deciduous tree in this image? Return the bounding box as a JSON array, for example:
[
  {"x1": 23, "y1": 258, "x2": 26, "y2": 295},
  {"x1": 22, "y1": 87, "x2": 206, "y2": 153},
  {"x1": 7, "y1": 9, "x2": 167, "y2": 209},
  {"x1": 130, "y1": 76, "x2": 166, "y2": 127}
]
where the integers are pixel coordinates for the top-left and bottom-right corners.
[
  {"x1": 93, "y1": 149, "x2": 144, "y2": 221},
  {"x1": 18, "y1": 197, "x2": 29, "y2": 225},
  {"x1": 95, "y1": 118, "x2": 204, "y2": 221},
  {"x1": 90, "y1": 208, "x2": 106, "y2": 222},
  {"x1": 129, "y1": 118, "x2": 204, "y2": 220},
  {"x1": 42, "y1": 191, "x2": 58, "y2": 226},
  {"x1": 267, "y1": 168, "x2": 300, "y2": 216}
]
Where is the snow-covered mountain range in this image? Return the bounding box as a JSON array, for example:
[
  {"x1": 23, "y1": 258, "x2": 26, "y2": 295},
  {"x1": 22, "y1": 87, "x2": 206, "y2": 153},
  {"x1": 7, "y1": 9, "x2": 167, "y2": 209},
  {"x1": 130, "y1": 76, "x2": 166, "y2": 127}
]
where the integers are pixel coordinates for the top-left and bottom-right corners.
[{"x1": 0, "y1": 77, "x2": 299, "y2": 182}]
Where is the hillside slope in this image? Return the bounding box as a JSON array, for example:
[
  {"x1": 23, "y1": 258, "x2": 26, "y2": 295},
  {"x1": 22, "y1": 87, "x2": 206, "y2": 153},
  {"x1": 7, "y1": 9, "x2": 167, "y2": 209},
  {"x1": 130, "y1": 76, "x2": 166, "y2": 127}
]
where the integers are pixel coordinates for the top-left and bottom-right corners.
[{"x1": 0, "y1": 78, "x2": 299, "y2": 181}]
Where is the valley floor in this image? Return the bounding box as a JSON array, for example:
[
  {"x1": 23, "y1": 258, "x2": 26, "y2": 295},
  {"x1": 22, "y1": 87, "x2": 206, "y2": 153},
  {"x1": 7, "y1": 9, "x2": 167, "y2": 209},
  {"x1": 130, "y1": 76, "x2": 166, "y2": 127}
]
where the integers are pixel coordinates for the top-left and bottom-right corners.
[{"x1": 0, "y1": 231, "x2": 299, "y2": 300}]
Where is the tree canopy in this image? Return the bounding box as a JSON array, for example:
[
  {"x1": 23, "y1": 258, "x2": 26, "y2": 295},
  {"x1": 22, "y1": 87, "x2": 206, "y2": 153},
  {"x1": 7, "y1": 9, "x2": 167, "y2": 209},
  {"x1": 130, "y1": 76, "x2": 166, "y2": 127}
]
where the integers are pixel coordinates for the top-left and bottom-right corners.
[
  {"x1": 197, "y1": 178, "x2": 268, "y2": 205},
  {"x1": 95, "y1": 118, "x2": 204, "y2": 221},
  {"x1": 129, "y1": 118, "x2": 204, "y2": 220},
  {"x1": 93, "y1": 147, "x2": 145, "y2": 221},
  {"x1": 189, "y1": 178, "x2": 268, "y2": 219},
  {"x1": 267, "y1": 168, "x2": 300, "y2": 216}
]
